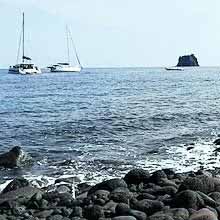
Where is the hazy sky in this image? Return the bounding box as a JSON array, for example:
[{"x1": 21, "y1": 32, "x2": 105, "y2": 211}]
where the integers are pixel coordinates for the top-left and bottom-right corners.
[{"x1": 0, "y1": 0, "x2": 220, "y2": 67}]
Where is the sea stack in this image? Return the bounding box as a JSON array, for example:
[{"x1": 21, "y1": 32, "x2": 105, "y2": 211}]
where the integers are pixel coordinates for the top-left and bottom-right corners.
[{"x1": 177, "y1": 54, "x2": 199, "y2": 67}]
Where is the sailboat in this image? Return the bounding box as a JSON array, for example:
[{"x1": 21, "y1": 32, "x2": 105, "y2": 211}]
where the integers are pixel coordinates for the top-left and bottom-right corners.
[
  {"x1": 48, "y1": 26, "x2": 82, "y2": 73},
  {"x1": 9, "y1": 13, "x2": 41, "y2": 75}
]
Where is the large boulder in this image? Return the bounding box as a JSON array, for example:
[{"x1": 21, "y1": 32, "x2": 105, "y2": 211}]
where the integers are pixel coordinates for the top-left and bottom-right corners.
[
  {"x1": 124, "y1": 169, "x2": 150, "y2": 185},
  {"x1": 149, "y1": 170, "x2": 167, "y2": 184},
  {"x1": 0, "y1": 186, "x2": 41, "y2": 205},
  {"x1": 176, "y1": 54, "x2": 199, "y2": 67},
  {"x1": 178, "y1": 175, "x2": 216, "y2": 194},
  {"x1": 88, "y1": 178, "x2": 127, "y2": 195},
  {"x1": 2, "y1": 177, "x2": 31, "y2": 194},
  {"x1": 0, "y1": 146, "x2": 32, "y2": 168},
  {"x1": 172, "y1": 190, "x2": 202, "y2": 209}
]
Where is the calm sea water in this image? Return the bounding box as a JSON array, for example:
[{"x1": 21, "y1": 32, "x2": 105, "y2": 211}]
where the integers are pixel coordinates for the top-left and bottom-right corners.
[{"x1": 1, "y1": 67, "x2": 220, "y2": 183}]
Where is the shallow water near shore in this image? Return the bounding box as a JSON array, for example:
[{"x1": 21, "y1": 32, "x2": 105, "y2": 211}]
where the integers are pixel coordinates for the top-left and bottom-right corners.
[{"x1": 1, "y1": 67, "x2": 220, "y2": 185}]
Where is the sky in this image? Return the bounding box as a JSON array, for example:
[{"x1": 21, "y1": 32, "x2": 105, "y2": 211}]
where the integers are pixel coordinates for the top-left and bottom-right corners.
[{"x1": 0, "y1": 0, "x2": 220, "y2": 68}]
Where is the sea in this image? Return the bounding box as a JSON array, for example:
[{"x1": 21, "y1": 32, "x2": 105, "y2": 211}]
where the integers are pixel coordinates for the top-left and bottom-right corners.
[{"x1": 1, "y1": 67, "x2": 220, "y2": 187}]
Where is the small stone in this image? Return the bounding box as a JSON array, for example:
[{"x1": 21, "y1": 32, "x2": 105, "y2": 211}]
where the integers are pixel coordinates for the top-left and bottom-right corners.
[
  {"x1": 34, "y1": 210, "x2": 53, "y2": 218},
  {"x1": 70, "y1": 206, "x2": 83, "y2": 217},
  {"x1": 56, "y1": 185, "x2": 71, "y2": 194},
  {"x1": 48, "y1": 214, "x2": 63, "y2": 220},
  {"x1": 84, "y1": 205, "x2": 104, "y2": 220},
  {"x1": 189, "y1": 208, "x2": 218, "y2": 220},
  {"x1": 112, "y1": 216, "x2": 136, "y2": 220},
  {"x1": 0, "y1": 215, "x2": 7, "y2": 220}
]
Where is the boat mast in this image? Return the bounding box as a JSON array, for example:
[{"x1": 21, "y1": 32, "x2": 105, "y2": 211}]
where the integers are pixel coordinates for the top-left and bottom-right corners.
[
  {"x1": 68, "y1": 27, "x2": 81, "y2": 67},
  {"x1": 66, "y1": 26, "x2": 70, "y2": 64},
  {"x1": 22, "y1": 12, "x2": 24, "y2": 63}
]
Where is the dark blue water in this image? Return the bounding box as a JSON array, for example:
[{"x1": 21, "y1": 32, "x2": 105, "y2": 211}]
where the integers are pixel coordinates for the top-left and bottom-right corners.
[{"x1": 1, "y1": 67, "x2": 220, "y2": 183}]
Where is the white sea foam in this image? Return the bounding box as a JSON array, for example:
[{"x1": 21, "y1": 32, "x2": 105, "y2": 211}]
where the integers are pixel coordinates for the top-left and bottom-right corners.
[
  {"x1": 141, "y1": 139, "x2": 220, "y2": 173},
  {"x1": 1, "y1": 139, "x2": 219, "y2": 193}
]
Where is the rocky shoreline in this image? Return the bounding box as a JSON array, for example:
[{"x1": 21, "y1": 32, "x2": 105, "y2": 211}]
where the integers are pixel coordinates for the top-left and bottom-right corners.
[{"x1": 0, "y1": 167, "x2": 220, "y2": 220}]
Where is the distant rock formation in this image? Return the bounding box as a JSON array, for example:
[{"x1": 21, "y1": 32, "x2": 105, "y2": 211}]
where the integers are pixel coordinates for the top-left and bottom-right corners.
[{"x1": 177, "y1": 54, "x2": 199, "y2": 67}]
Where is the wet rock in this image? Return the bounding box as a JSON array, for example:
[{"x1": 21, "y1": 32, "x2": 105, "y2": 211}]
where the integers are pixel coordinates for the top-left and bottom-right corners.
[
  {"x1": 214, "y1": 139, "x2": 220, "y2": 145},
  {"x1": 33, "y1": 210, "x2": 54, "y2": 218},
  {"x1": 2, "y1": 177, "x2": 31, "y2": 194},
  {"x1": 124, "y1": 169, "x2": 150, "y2": 185},
  {"x1": 62, "y1": 207, "x2": 72, "y2": 217},
  {"x1": 103, "y1": 200, "x2": 118, "y2": 215},
  {"x1": 214, "y1": 147, "x2": 220, "y2": 153},
  {"x1": 189, "y1": 208, "x2": 218, "y2": 220},
  {"x1": 84, "y1": 204, "x2": 105, "y2": 220},
  {"x1": 115, "y1": 203, "x2": 147, "y2": 220},
  {"x1": 131, "y1": 198, "x2": 164, "y2": 215},
  {"x1": 70, "y1": 206, "x2": 83, "y2": 218},
  {"x1": 12, "y1": 205, "x2": 26, "y2": 216},
  {"x1": 196, "y1": 170, "x2": 213, "y2": 177},
  {"x1": 148, "y1": 214, "x2": 174, "y2": 220},
  {"x1": 115, "y1": 203, "x2": 130, "y2": 215},
  {"x1": 76, "y1": 182, "x2": 91, "y2": 195},
  {"x1": 0, "y1": 186, "x2": 41, "y2": 205},
  {"x1": 196, "y1": 191, "x2": 220, "y2": 207},
  {"x1": 154, "y1": 186, "x2": 177, "y2": 196},
  {"x1": 151, "y1": 208, "x2": 189, "y2": 220},
  {"x1": 149, "y1": 170, "x2": 167, "y2": 184},
  {"x1": 88, "y1": 178, "x2": 127, "y2": 195},
  {"x1": 43, "y1": 191, "x2": 73, "y2": 207},
  {"x1": 162, "y1": 169, "x2": 175, "y2": 179},
  {"x1": 129, "y1": 209, "x2": 147, "y2": 220},
  {"x1": 48, "y1": 214, "x2": 64, "y2": 220},
  {"x1": 172, "y1": 190, "x2": 201, "y2": 209},
  {"x1": 157, "y1": 179, "x2": 178, "y2": 188},
  {"x1": 71, "y1": 218, "x2": 86, "y2": 220},
  {"x1": 136, "y1": 193, "x2": 156, "y2": 200},
  {"x1": 0, "y1": 147, "x2": 23, "y2": 168},
  {"x1": 0, "y1": 215, "x2": 7, "y2": 220},
  {"x1": 209, "y1": 192, "x2": 220, "y2": 203},
  {"x1": 110, "y1": 188, "x2": 132, "y2": 204},
  {"x1": 179, "y1": 175, "x2": 216, "y2": 193},
  {"x1": 91, "y1": 190, "x2": 110, "y2": 202},
  {"x1": 112, "y1": 217, "x2": 137, "y2": 220},
  {"x1": 56, "y1": 185, "x2": 71, "y2": 194},
  {"x1": 27, "y1": 191, "x2": 45, "y2": 209},
  {"x1": 55, "y1": 176, "x2": 81, "y2": 184}
]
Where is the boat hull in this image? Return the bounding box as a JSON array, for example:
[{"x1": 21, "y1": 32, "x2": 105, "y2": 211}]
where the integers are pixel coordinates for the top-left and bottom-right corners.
[
  {"x1": 50, "y1": 66, "x2": 81, "y2": 73},
  {"x1": 165, "y1": 67, "x2": 184, "y2": 71},
  {"x1": 9, "y1": 66, "x2": 41, "y2": 75}
]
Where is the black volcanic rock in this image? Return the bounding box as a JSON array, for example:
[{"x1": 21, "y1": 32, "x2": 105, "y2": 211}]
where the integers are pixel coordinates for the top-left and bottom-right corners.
[
  {"x1": 2, "y1": 177, "x2": 31, "y2": 194},
  {"x1": 0, "y1": 146, "x2": 22, "y2": 168},
  {"x1": 177, "y1": 54, "x2": 199, "y2": 67},
  {"x1": 0, "y1": 146, "x2": 32, "y2": 168},
  {"x1": 124, "y1": 169, "x2": 150, "y2": 185}
]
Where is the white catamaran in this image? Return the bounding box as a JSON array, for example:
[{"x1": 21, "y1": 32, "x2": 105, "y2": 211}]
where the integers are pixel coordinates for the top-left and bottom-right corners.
[
  {"x1": 48, "y1": 26, "x2": 82, "y2": 73},
  {"x1": 9, "y1": 13, "x2": 41, "y2": 75}
]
